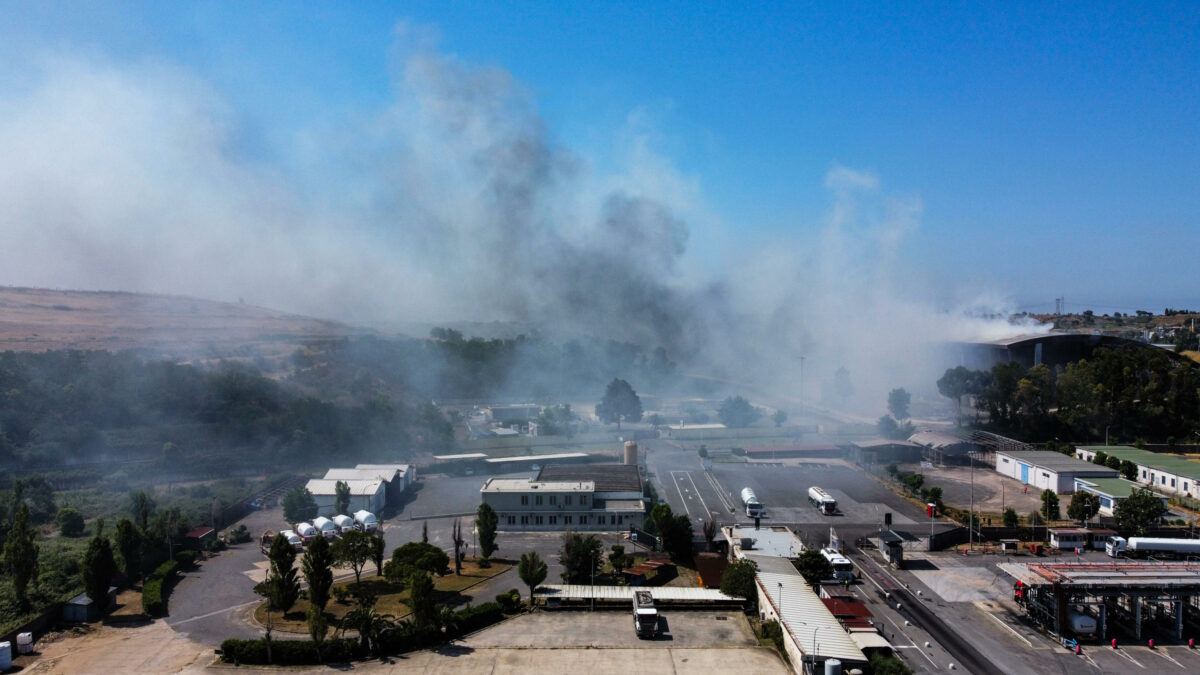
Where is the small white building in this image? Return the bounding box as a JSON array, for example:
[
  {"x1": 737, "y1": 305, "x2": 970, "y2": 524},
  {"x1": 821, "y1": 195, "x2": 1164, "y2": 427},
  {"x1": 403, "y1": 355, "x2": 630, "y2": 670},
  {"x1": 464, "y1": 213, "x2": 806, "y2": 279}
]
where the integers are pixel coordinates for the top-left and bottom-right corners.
[
  {"x1": 995, "y1": 450, "x2": 1118, "y2": 494},
  {"x1": 1076, "y1": 445, "x2": 1200, "y2": 500},
  {"x1": 305, "y1": 478, "x2": 385, "y2": 517},
  {"x1": 480, "y1": 463, "x2": 645, "y2": 531}
]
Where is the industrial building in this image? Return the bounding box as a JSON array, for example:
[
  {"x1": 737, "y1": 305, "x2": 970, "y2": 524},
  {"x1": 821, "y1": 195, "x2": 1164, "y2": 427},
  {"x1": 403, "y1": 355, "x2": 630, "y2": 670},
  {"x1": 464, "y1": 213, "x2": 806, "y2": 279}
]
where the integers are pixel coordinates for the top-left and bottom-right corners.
[
  {"x1": 849, "y1": 439, "x2": 923, "y2": 466},
  {"x1": 480, "y1": 460, "x2": 645, "y2": 531},
  {"x1": 1076, "y1": 445, "x2": 1200, "y2": 500},
  {"x1": 1000, "y1": 561, "x2": 1200, "y2": 641},
  {"x1": 908, "y1": 429, "x2": 980, "y2": 464},
  {"x1": 1074, "y1": 477, "x2": 1170, "y2": 516},
  {"x1": 305, "y1": 478, "x2": 386, "y2": 516},
  {"x1": 994, "y1": 450, "x2": 1118, "y2": 494}
]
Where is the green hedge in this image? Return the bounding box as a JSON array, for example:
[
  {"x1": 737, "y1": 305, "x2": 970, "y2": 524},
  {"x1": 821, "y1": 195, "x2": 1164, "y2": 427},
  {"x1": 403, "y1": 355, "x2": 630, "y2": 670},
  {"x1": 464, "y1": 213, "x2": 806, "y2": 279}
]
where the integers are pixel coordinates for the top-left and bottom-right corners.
[
  {"x1": 455, "y1": 602, "x2": 504, "y2": 636},
  {"x1": 174, "y1": 550, "x2": 197, "y2": 570},
  {"x1": 141, "y1": 560, "x2": 180, "y2": 617},
  {"x1": 494, "y1": 588, "x2": 521, "y2": 613},
  {"x1": 219, "y1": 638, "x2": 363, "y2": 665}
]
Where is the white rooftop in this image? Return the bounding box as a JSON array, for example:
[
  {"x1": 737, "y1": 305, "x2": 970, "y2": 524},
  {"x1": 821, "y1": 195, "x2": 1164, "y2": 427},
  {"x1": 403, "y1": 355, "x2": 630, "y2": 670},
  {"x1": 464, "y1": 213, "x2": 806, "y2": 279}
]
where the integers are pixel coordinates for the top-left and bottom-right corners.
[
  {"x1": 749, "y1": 554, "x2": 866, "y2": 664},
  {"x1": 356, "y1": 463, "x2": 411, "y2": 476},
  {"x1": 305, "y1": 478, "x2": 382, "y2": 496},
  {"x1": 727, "y1": 526, "x2": 805, "y2": 559},
  {"x1": 433, "y1": 452, "x2": 488, "y2": 460},
  {"x1": 535, "y1": 585, "x2": 741, "y2": 601},
  {"x1": 484, "y1": 452, "x2": 589, "y2": 463},
  {"x1": 324, "y1": 468, "x2": 394, "y2": 482},
  {"x1": 480, "y1": 478, "x2": 593, "y2": 493}
]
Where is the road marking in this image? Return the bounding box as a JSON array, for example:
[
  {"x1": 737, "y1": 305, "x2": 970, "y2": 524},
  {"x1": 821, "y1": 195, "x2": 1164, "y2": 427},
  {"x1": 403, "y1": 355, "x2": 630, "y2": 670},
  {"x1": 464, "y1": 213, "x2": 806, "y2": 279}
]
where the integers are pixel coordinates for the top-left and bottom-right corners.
[
  {"x1": 682, "y1": 471, "x2": 712, "y2": 521},
  {"x1": 671, "y1": 471, "x2": 694, "y2": 519},
  {"x1": 169, "y1": 599, "x2": 260, "y2": 626},
  {"x1": 984, "y1": 611, "x2": 1033, "y2": 648},
  {"x1": 1113, "y1": 648, "x2": 1146, "y2": 668},
  {"x1": 1147, "y1": 648, "x2": 1186, "y2": 668}
]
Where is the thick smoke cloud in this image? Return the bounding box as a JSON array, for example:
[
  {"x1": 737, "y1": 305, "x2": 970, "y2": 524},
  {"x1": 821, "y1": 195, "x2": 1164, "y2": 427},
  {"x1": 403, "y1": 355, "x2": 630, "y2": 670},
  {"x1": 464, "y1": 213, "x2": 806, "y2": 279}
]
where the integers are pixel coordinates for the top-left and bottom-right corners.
[{"x1": 0, "y1": 33, "x2": 1041, "y2": 411}]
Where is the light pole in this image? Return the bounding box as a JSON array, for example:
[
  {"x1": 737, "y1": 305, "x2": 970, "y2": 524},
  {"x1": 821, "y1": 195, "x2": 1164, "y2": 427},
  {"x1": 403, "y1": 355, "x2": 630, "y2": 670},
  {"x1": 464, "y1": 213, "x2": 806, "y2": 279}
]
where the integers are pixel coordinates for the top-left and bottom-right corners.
[
  {"x1": 794, "y1": 621, "x2": 827, "y2": 674},
  {"x1": 777, "y1": 581, "x2": 783, "y2": 618},
  {"x1": 1105, "y1": 424, "x2": 1111, "y2": 446},
  {"x1": 590, "y1": 551, "x2": 596, "y2": 612}
]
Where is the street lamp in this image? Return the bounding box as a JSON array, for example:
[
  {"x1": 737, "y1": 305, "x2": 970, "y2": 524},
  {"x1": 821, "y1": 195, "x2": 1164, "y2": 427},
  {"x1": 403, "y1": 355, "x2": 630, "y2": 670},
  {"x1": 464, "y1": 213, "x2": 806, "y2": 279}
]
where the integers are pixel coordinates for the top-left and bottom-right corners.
[
  {"x1": 794, "y1": 620, "x2": 828, "y2": 674},
  {"x1": 777, "y1": 581, "x2": 783, "y2": 617},
  {"x1": 590, "y1": 551, "x2": 596, "y2": 612}
]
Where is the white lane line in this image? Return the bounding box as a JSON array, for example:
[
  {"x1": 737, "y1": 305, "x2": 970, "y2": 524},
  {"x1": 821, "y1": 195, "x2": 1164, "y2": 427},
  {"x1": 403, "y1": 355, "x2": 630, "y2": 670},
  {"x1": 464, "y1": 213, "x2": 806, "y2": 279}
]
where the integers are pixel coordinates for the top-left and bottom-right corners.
[
  {"x1": 1113, "y1": 648, "x2": 1146, "y2": 668},
  {"x1": 169, "y1": 599, "x2": 260, "y2": 626},
  {"x1": 671, "y1": 471, "x2": 694, "y2": 519},
  {"x1": 985, "y1": 611, "x2": 1033, "y2": 648},
  {"x1": 683, "y1": 471, "x2": 712, "y2": 519}
]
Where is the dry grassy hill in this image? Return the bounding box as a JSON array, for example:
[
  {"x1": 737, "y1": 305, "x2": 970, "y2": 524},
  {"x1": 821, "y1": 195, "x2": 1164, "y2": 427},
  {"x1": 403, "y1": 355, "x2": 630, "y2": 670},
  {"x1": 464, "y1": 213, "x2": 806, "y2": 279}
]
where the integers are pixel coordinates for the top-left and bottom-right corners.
[{"x1": 0, "y1": 286, "x2": 370, "y2": 360}]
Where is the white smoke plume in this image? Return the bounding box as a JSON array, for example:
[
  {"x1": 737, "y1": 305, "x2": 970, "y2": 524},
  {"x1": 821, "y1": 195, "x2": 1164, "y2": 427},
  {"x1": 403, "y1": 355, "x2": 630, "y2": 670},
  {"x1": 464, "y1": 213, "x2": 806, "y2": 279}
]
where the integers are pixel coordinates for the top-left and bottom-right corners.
[{"x1": 0, "y1": 29, "x2": 1043, "y2": 410}]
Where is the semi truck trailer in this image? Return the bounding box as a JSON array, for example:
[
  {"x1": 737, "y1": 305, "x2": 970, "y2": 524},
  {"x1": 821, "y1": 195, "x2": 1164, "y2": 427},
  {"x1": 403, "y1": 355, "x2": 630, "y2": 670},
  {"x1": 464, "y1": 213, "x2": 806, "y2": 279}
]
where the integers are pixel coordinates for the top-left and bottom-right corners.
[
  {"x1": 741, "y1": 488, "x2": 764, "y2": 517},
  {"x1": 1106, "y1": 536, "x2": 1200, "y2": 558}
]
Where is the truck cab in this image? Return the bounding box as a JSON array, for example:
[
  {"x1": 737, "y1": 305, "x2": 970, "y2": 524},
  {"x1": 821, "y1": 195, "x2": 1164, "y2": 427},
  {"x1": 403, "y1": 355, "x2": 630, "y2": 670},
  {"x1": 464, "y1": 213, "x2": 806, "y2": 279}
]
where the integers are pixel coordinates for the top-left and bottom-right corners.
[
  {"x1": 1106, "y1": 536, "x2": 1127, "y2": 557},
  {"x1": 633, "y1": 591, "x2": 659, "y2": 638}
]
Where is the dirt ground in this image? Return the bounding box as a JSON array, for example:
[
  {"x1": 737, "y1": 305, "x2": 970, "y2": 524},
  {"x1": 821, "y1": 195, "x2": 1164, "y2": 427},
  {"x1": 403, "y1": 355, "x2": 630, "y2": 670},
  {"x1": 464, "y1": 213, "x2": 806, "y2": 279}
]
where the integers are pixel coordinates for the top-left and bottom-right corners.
[
  {"x1": 16, "y1": 622, "x2": 213, "y2": 674},
  {"x1": 895, "y1": 461, "x2": 1043, "y2": 518}
]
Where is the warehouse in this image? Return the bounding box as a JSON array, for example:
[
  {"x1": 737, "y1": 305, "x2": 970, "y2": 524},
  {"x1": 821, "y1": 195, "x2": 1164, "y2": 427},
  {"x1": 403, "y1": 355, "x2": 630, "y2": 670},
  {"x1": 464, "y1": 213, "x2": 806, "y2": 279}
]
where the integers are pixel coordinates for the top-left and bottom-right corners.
[
  {"x1": 994, "y1": 450, "x2": 1118, "y2": 494},
  {"x1": 1076, "y1": 445, "x2": 1200, "y2": 500},
  {"x1": 305, "y1": 478, "x2": 385, "y2": 516},
  {"x1": 1074, "y1": 477, "x2": 1169, "y2": 517}
]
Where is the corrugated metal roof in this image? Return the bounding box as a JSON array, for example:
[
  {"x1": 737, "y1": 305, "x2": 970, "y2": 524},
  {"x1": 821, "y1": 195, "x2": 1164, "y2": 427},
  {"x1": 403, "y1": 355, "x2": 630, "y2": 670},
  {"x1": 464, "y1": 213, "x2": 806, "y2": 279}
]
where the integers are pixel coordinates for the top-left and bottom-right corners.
[
  {"x1": 908, "y1": 429, "x2": 976, "y2": 450},
  {"x1": 534, "y1": 584, "x2": 741, "y2": 601},
  {"x1": 757, "y1": 567, "x2": 866, "y2": 663},
  {"x1": 1078, "y1": 445, "x2": 1200, "y2": 480},
  {"x1": 485, "y1": 452, "x2": 589, "y2": 463},
  {"x1": 537, "y1": 463, "x2": 643, "y2": 493},
  {"x1": 997, "y1": 450, "x2": 1120, "y2": 475},
  {"x1": 850, "y1": 631, "x2": 892, "y2": 650},
  {"x1": 305, "y1": 478, "x2": 382, "y2": 496},
  {"x1": 433, "y1": 453, "x2": 489, "y2": 460}
]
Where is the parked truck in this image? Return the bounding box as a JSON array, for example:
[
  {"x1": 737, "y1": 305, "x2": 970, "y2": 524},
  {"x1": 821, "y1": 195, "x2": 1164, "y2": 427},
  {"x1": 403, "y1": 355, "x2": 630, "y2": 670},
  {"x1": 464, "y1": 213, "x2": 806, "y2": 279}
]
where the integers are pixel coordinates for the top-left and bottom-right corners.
[
  {"x1": 354, "y1": 509, "x2": 379, "y2": 533},
  {"x1": 295, "y1": 522, "x2": 318, "y2": 544},
  {"x1": 741, "y1": 488, "x2": 764, "y2": 517},
  {"x1": 1106, "y1": 536, "x2": 1200, "y2": 558},
  {"x1": 808, "y1": 486, "x2": 837, "y2": 515},
  {"x1": 633, "y1": 590, "x2": 660, "y2": 638},
  {"x1": 312, "y1": 516, "x2": 337, "y2": 540},
  {"x1": 333, "y1": 514, "x2": 356, "y2": 534}
]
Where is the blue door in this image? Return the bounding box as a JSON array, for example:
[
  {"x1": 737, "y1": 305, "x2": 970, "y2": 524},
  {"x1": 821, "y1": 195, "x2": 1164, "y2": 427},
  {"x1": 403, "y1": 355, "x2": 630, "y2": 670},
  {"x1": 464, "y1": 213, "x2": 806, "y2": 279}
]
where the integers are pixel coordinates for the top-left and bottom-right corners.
[{"x1": 1020, "y1": 464, "x2": 1030, "y2": 482}]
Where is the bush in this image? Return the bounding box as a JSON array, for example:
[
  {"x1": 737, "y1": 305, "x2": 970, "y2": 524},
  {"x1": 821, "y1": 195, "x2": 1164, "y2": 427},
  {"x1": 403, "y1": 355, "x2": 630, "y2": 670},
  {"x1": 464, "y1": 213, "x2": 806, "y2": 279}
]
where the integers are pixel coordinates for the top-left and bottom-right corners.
[
  {"x1": 141, "y1": 560, "x2": 180, "y2": 616},
  {"x1": 57, "y1": 508, "x2": 86, "y2": 537},
  {"x1": 494, "y1": 588, "x2": 522, "y2": 613},
  {"x1": 452, "y1": 602, "x2": 505, "y2": 636},
  {"x1": 219, "y1": 637, "x2": 363, "y2": 665},
  {"x1": 174, "y1": 550, "x2": 197, "y2": 570},
  {"x1": 227, "y1": 524, "x2": 252, "y2": 544}
]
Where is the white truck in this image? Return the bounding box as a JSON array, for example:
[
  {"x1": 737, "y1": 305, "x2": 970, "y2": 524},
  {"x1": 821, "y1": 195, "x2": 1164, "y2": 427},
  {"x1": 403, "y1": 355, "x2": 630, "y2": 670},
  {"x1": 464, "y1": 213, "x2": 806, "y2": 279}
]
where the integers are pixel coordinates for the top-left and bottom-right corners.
[
  {"x1": 741, "y1": 488, "x2": 764, "y2": 518},
  {"x1": 1106, "y1": 536, "x2": 1200, "y2": 558},
  {"x1": 333, "y1": 514, "x2": 356, "y2": 533},
  {"x1": 633, "y1": 590, "x2": 660, "y2": 638},
  {"x1": 808, "y1": 486, "x2": 837, "y2": 515},
  {"x1": 312, "y1": 516, "x2": 338, "y2": 539}
]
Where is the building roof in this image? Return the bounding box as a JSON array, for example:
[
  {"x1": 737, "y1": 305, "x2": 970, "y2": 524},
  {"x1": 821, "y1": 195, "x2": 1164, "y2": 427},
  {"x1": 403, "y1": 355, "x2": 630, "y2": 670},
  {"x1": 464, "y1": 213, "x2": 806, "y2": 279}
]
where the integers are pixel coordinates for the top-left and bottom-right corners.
[
  {"x1": 822, "y1": 597, "x2": 874, "y2": 620},
  {"x1": 998, "y1": 450, "x2": 1120, "y2": 475},
  {"x1": 537, "y1": 463, "x2": 642, "y2": 493},
  {"x1": 750, "y1": 554, "x2": 867, "y2": 664},
  {"x1": 999, "y1": 561, "x2": 1200, "y2": 589},
  {"x1": 852, "y1": 439, "x2": 922, "y2": 449},
  {"x1": 356, "y1": 463, "x2": 411, "y2": 477},
  {"x1": 727, "y1": 526, "x2": 804, "y2": 559},
  {"x1": 600, "y1": 499, "x2": 647, "y2": 512},
  {"x1": 433, "y1": 452, "x2": 488, "y2": 460},
  {"x1": 1048, "y1": 528, "x2": 1117, "y2": 536},
  {"x1": 909, "y1": 429, "x2": 977, "y2": 451},
  {"x1": 185, "y1": 526, "x2": 215, "y2": 539},
  {"x1": 1076, "y1": 477, "x2": 1161, "y2": 500},
  {"x1": 484, "y1": 452, "x2": 589, "y2": 464},
  {"x1": 324, "y1": 467, "x2": 396, "y2": 482},
  {"x1": 1078, "y1": 445, "x2": 1200, "y2": 480},
  {"x1": 535, "y1": 584, "x2": 741, "y2": 602},
  {"x1": 850, "y1": 632, "x2": 892, "y2": 651},
  {"x1": 744, "y1": 444, "x2": 841, "y2": 455},
  {"x1": 305, "y1": 478, "x2": 383, "y2": 496},
  {"x1": 480, "y1": 478, "x2": 593, "y2": 493}
]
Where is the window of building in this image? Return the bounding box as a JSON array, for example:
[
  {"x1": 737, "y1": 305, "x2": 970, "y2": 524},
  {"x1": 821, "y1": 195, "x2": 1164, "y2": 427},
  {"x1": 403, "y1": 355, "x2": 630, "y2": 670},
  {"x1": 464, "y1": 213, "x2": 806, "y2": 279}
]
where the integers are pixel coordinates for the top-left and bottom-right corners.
[
  {"x1": 597, "y1": 515, "x2": 605, "y2": 525},
  {"x1": 564, "y1": 515, "x2": 572, "y2": 525},
  {"x1": 507, "y1": 516, "x2": 515, "y2": 525},
  {"x1": 549, "y1": 516, "x2": 557, "y2": 525},
  {"x1": 580, "y1": 495, "x2": 588, "y2": 505},
  {"x1": 579, "y1": 516, "x2": 588, "y2": 525},
  {"x1": 536, "y1": 495, "x2": 543, "y2": 505},
  {"x1": 565, "y1": 495, "x2": 572, "y2": 505},
  {"x1": 550, "y1": 495, "x2": 557, "y2": 505},
  {"x1": 535, "y1": 515, "x2": 543, "y2": 525},
  {"x1": 1172, "y1": 478, "x2": 1177, "y2": 488},
  {"x1": 1142, "y1": 470, "x2": 1147, "y2": 478},
  {"x1": 521, "y1": 495, "x2": 529, "y2": 505},
  {"x1": 520, "y1": 516, "x2": 529, "y2": 525}
]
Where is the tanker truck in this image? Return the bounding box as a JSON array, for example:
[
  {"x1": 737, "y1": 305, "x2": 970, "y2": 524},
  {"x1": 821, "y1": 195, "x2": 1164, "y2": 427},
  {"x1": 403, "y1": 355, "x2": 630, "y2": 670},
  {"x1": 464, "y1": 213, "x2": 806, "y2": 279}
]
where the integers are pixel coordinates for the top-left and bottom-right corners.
[
  {"x1": 741, "y1": 487, "x2": 764, "y2": 517},
  {"x1": 1106, "y1": 536, "x2": 1200, "y2": 558},
  {"x1": 808, "y1": 486, "x2": 837, "y2": 515}
]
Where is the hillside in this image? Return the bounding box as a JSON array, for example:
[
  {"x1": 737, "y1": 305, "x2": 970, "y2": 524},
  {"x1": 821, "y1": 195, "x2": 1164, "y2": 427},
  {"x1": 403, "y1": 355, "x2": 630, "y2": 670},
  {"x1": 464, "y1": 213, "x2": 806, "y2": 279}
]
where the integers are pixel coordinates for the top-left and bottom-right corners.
[{"x1": 0, "y1": 286, "x2": 370, "y2": 358}]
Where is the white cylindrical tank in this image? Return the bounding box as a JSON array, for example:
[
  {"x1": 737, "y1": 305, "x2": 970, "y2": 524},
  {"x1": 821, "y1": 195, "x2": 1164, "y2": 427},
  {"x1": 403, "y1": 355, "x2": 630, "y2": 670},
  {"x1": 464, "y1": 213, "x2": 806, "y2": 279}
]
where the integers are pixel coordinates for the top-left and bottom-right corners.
[
  {"x1": 16, "y1": 632, "x2": 33, "y2": 654},
  {"x1": 0, "y1": 641, "x2": 11, "y2": 671},
  {"x1": 624, "y1": 441, "x2": 638, "y2": 465},
  {"x1": 333, "y1": 514, "x2": 355, "y2": 533},
  {"x1": 824, "y1": 659, "x2": 842, "y2": 675},
  {"x1": 295, "y1": 522, "x2": 317, "y2": 540},
  {"x1": 354, "y1": 510, "x2": 378, "y2": 532},
  {"x1": 741, "y1": 487, "x2": 758, "y2": 505},
  {"x1": 312, "y1": 517, "x2": 336, "y2": 538}
]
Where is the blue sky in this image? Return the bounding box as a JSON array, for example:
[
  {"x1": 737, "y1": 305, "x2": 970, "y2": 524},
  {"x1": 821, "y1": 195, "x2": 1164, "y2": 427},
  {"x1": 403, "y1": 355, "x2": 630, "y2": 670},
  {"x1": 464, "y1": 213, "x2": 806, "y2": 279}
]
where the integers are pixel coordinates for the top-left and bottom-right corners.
[{"x1": 2, "y1": 1, "x2": 1198, "y2": 317}]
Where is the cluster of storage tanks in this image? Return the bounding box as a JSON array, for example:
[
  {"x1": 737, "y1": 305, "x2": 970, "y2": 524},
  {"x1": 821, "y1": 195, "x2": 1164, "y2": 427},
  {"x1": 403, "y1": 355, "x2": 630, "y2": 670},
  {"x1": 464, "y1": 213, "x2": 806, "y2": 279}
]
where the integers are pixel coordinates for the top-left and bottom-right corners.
[{"x1": 269, "y1": 510, "x2": 379, "y2": 551}]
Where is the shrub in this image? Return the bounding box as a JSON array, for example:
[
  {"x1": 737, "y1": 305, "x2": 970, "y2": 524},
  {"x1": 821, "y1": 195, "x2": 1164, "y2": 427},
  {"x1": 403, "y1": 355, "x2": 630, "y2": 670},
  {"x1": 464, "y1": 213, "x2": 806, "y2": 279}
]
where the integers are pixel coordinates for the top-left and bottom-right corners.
[
  {"x1": 219, "y1": 637, "x2": 363, "y2": 665},
  {"x1": 495, "y1": 588, "x2": 522, "y2": 613},
  {"x1": 452, "y1": 602, "x2": 504, "y2": 636},
  {"x1": 141, "y1": 560, "x2": 180, "y2": 616},
  {"x1": 174, "y1": 550, "x2": 197, "y2": 570},
  {"x1": 57, "y1": 508, "x2": 86, "y2": 537}
]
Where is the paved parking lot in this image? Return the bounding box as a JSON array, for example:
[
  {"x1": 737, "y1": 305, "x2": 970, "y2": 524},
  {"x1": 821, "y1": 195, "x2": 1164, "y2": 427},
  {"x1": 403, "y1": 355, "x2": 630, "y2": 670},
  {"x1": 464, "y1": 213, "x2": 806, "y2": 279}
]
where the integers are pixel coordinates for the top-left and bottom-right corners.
[{"x1": 462, "y1": 609, "x2": 757, "y2": 649}]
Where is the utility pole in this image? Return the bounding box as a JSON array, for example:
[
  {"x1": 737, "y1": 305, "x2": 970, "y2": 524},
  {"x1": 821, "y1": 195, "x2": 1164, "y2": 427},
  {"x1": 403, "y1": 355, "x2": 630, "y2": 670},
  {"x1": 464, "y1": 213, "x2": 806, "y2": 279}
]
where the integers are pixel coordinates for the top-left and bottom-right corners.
[{"x1": 969, "y1": 451, "x2": 975, "y2": 551}]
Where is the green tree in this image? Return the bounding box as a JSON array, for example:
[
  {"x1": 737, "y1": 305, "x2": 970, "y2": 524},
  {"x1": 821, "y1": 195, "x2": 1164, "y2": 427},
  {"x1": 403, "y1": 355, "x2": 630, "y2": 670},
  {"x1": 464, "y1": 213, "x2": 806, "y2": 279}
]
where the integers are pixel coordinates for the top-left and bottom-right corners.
[
  {"x1": 340, "y1": 591, "x2": 394, "y2": 654},
  {"x1": 596, "y1": 378, "x2": 643, "y2": 429},
  {"x1": 720, "y1": 558, "x2": 759, "y2": 605},
  {"x1": 937, "y1": 366, "x2": 982, "y2": 426},
  {"x1": 887, "y1": 388, "x2": 912, "y2": 420},
  {"x1": 475, "y1": 503, "x2": 499, "y2": 566},
  {"x1": 1105, "y1": 455, "x2": 1121, "y2": 470},
  {"x1": 370, "y1": 534, "x2": 386, "y2": 577},
  {"x1": 1119, "y1": 460, "x2": 1138, "y2": 481},
  {"x1": 451, "y1": 519, "x2": 465, "y2": 575},
  {"x1": 870, "y1": 651, "x2": 915, "y2": 675},
  {"x1": 1040, "y1": 490, "x2": 1060, "y2": 521},
  {"x1": 334, "y1": 481, "x2": 351, "y2": 516},
  {"x1": 1002, "y1": 507, "x2": 1019, "y2": 528},
  {"x1": 306, "y1": 604, "x2": 329, "y2": 649},
  {"x1": 301, "y1": 535, "x2": 334, "y2": 612},
  {"x1": 718, "y1": 396, "x2": 762, "y2": 428},
  {"x1": 1092, "y1": 451, "x2": 1110, "y2": 467},
  {"x1": 384, "y1": 541, "x2": 450, "y2": 581},
  {"x1": 698, "y1": 445, "x2": 708, "y2": 458},
  {"x1": 559, "y1": 531, "x2": 602, "y2": 583},
  {"x1": 282, "y1": 486, "x2": 318, "y2": 524},
  {"x1": 332, "y1": 530, "x2": 374, "y2": 586},
  {"x1": 265, "y1": 533, "x2": 301, "y2": 613},
  {"x1": 772, "y1": 409, "x2": 788, "y2": 427},
  {"x1": 113, "y1": 518, "x2": 144, "y2": 581},
  {"x1": 793, "y1": 549, "x2": 834, "y2": 585},
  {"x1": 3, "y1": 504, "x2": 39, "y2": 610},
  {"x1": 927, "y1": 486, "x2": 944, "y2": 512},
  {"x1": 903, "y1": 473, "x2": 925, "y2": 494},
  {"x1": 82, "y1": 531, "x2": 118, "y2": 611},
  {"x1": 535, "y1": 404, "x2": 578, "y2": 437},
  {"x1": 1067, "y1": 492, "x2": 1101, "y2": 526},
  {"x1": 408, "y1": 570, "x2": 437, "y2": 632},
  {"x1": 650, "y1": 503, "x2": 694, "y2": 563},
  {"x1": 1115, "y1": 489, "x2": 1168, "y2": 536},
  {"x1": 517, "y1": 550, "x2": 548, "y2": 605},
  {"x1": 57, "y1": 507, "x2": 86, "y2": 537},
  {"x1": 128, "y1": 490, "x2": 155, "y2": 531},
  {"x1": 608, "y1": 544, "x2": 629, "y2": 578}
]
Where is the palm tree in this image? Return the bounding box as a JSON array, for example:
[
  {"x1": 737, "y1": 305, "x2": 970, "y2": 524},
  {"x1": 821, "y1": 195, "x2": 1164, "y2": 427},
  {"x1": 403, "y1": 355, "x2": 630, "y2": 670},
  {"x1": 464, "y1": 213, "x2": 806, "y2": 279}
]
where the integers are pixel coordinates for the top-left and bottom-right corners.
[{"x1": 517, "y1": 551, "x2": 548, "y2": 606}]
